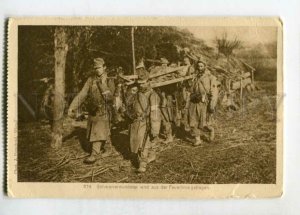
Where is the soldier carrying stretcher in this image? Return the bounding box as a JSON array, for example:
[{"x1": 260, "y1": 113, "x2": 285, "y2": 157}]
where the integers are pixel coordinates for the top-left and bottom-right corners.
[
  {"x1": 126, "y1": 63, "x2": 161, "y2": 173},
  {"x1": 155, "y1": 58, "x2": 174, "y2": 143}
]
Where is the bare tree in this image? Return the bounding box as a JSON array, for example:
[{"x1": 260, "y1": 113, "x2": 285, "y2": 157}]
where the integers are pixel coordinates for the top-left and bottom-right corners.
[
  {"x1": 51, "y1": 27, "x2": 68, "y2": 149},
  {"x1": 215, "y1": 32, "x2": 242, "y2": 60}
]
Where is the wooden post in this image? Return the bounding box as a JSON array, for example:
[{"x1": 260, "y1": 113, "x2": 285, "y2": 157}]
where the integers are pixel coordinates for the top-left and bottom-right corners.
[
  {"x1": 240, "y1": 70, "x2": 244, "y2": 114},
  {"x1": 131, "y1": 27, "x2": 136, "y2": 75},
  {"x1": 251, "y1": 69, "x2": 255, "y2": 86},
  {"x1": 51, "y1": 27, "x2": 68, "y2": 149}
]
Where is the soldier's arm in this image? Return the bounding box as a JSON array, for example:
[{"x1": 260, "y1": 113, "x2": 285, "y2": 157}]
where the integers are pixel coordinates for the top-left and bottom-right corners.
[
  {"x1": 187, "y1": 66, "x2": 195, "y2": 75},
  {"x1": 68, "y1": 78, "x2": 91, "y2": 117},
  {"x1": 185, "y1": 76, "x2": 194, "y2": 92},
  {"x1": 149, "y1": 92, "x2": 161, "y2": 137},
  {"x1": 99, "y1": 81, "x2": 113, "y2": 102}
]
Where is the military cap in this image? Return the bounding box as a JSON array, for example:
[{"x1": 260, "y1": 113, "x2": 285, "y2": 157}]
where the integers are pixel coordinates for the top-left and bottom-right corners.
[
  {"x1": 197, "y1": 59, "x2": 207, "y2": 66},
  {"x1": 136, "y1": 61, "x2": 145, "y2": 69},
  {"x1": 160, "y1": 57, "x2": 169, "y2": 64},
  {"x1": 93, "y1": 58, "x2": 105, "y2": 68}
]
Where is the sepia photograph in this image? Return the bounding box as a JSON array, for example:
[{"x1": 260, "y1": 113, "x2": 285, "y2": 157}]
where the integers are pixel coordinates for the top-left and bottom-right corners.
[{"x1": 7, "y1": 17, "x2": 283, "y2": 198}]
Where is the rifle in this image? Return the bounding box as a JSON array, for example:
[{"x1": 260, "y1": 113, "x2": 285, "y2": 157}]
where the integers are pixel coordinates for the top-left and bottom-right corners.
[{"x1": 140, "y1": 117, "x2": 150, "y2": 154}]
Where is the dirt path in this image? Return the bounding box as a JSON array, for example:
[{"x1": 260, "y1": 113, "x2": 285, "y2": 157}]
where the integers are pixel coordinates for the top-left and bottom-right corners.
[{"x1": 17, "y1": 82, "x2": 277, "y2": 184}]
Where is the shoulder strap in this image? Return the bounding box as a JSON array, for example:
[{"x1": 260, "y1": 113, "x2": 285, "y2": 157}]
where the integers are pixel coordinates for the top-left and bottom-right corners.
[
  {"x1": 199, "y1": 79, "x2": 208, "y2": 94},
  {"x1": 192, "y1": 76, "x2": 207, "y2": 94},
  {"x1": 95, "y1": 80, "x2": 106, "y2": 101}
]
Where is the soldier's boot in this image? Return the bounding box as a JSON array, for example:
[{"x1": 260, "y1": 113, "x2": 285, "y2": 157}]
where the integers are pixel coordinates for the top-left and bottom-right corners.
[
  {"x1": 101, "y1": 141, "x2": 113, "y2": 158},
  {"x1": 147, "y1": 150, "x2": 156, "y2": 163},
  {"x1": 101, "y1": 148, "x2": 112, "y2": 158},
  {"x1": 120, "y1": 159, "x2": 133, "y2": 168},
  {"x1": 137, "y1": 161, "x2": 147, "y2": 173},
  {"x1": 164, "y1": 133, "x2": 174, "y2": 143},
  {"x1": 193, "y1": 136, "x2": 203, "y2": 147},
  {"x1": 184, "y1": 123, "x2": 191, "y2": 132},
  {"x1": 152, "y1": 136, "x2": 162, "y2": 146},
  {"x1": 84, "y1": 141, "x2": 101, "y2": 164}
]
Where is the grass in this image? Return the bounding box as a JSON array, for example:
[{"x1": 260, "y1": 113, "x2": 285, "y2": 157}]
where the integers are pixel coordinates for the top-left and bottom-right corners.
[{"x1": 17, "y1": 81, "x2": 277, "y2": 184}]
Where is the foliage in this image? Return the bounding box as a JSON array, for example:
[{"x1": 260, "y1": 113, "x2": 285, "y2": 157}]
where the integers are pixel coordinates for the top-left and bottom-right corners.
[
  {"x1": 237, "y1": 42, "x2": 277, "y2": 81},
  {"x1": 19, "y1": 26, "x2": 211, "y2": 87},
  {"x1": 215, "y1": 32, "x2": 242, "y2": 59},
  {"x1": 18, "y1": 26, "x2": 214, "y2": 121},
  {"x1": 18, "y1": 26, "x2": 276, "y2": 121}
]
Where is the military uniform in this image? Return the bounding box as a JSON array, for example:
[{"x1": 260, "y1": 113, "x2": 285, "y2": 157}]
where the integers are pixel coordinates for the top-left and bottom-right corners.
[
  {"x1": 178, "y1": 63, "x2": 195, "y2": 77},
  {"x1": 174, "y1": 63, "x2": 195, "y2": 131},
  {"x1": 127, "y1": 68, "x2": 161, "y2": 173},
  {"x1": 41, "y1": 83, "x2": 55, "y2": 125},
  {"x1": 189, "y1": 68, "x2": 218, "y2": 145},
  {"x1": 68, "y1": 58, "x2": 113, "y2": 163},
  {"x1": 159, "y1": 88, "x2": 174, "y2": 142}
]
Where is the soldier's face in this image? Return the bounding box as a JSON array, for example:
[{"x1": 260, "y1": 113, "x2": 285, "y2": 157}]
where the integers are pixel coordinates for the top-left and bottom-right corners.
[
  {"x1": 131, "y1": 86, "x2": 138, "y2": 94},
  {"x1": 95, "y1": 65, "x2": 105, "y2": 76},
  {"x1": 198, "y1": 63, "x2": 205, "y2": 73},
  {"x1": 184, "y1": 58, "x2": 190, "y2": 65}
]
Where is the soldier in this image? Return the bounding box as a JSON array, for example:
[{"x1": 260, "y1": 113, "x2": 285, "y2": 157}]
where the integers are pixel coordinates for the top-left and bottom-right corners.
[
  {"x1": 112, "y1": 67, "x2": 127, "y2": 125},
  {"x1": 182, "y1": 57, "x2": 195, "y2": 131},
  {"x1": 127, "y1": 65, "x2": 161, "y2": 173},
  {"x1": 68, "y1": 58, "x2": 113, "y2": 164},
  {"x1": 178, "y1": 56, "x2": 195, "y2": 77},
  {"x1": 149, "y1": 57, "x2": 169, "y2": 79},
  {"x1": 159, "y1": 58, "x2": 174, "y2": 142},
  {"x1": 40, "y1": 78, "x2": 55, "y2": 125},
  {"x1": 174, "y1": 56, "x2": 195, "y2": 133},
  {"x1": 189, "y1": 60, "x2": 218, "y2": 146},
  {"x1": 160, "y1": 90, "x2": 174, "y2": 143},
  {"x1": 160, "y1": 57, "x2": 168, "y2": 69}
]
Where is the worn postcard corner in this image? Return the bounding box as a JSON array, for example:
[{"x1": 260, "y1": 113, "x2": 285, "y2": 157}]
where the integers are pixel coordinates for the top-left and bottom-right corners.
[{"x1": 7, "y1": 17, "x2": 283, "y2": 198}]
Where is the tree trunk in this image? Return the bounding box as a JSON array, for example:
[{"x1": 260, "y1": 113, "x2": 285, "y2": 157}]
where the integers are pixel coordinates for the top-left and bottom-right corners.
[
  {"x1": 51, "y1": 27, "x2": 68, "y2": 149},
  {"x1": 131, "y1": 27, "x2": 136, "y2": 75}
]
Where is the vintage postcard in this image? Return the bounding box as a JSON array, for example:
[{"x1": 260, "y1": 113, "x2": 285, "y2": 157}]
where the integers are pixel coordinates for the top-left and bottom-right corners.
[{"x1": 7, "y1": 17, "x2": 283, "y2": 198}]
